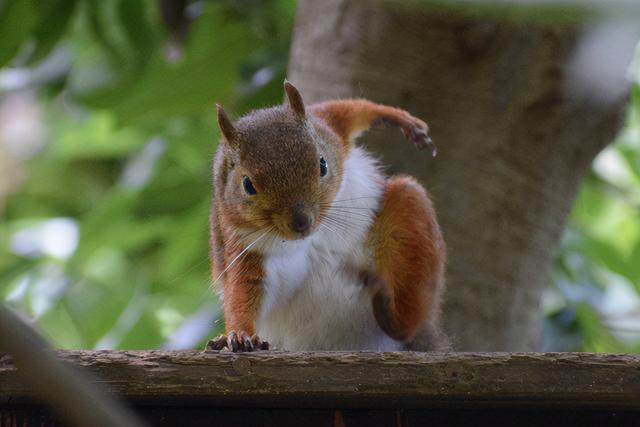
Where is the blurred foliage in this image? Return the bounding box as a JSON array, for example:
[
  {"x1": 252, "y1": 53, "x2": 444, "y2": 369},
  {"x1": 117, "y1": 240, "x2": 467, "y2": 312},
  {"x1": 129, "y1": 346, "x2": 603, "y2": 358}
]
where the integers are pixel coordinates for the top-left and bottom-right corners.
[
  {"x1": 544, "y1": 80, "x2": 640, "y2": 352},
  {"x1": 0, "y1": 0, "x2": 639, "y2": 352},
  {"x1": 0, "y1": 0, "x2": 295, "y2": 349}
]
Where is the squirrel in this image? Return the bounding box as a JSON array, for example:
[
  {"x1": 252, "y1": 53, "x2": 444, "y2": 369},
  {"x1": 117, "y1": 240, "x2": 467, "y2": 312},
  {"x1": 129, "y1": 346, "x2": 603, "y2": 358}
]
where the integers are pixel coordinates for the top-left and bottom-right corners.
[{"x1": 207, "y1": 81, "x2": 448, "y2": 352}]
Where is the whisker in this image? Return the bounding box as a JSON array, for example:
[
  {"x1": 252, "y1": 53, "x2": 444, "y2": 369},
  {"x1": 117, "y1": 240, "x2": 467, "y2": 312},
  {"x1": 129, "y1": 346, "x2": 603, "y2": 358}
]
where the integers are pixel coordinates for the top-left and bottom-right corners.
[
  {"x1": 233, "y1": 227, "x2": 267, "y2": 244},
  {"x1": 321, "y1": 210, "x2": 372, "y2": 223},
  {"x1": 321, "y1": 218, "x2": 369, "y2": 232},
  {"x1": 232, "y1": 217, "x2": 272, "y2": 229},
  {"x1": 321, "y1": 216, "x2": 364, "y2": 240},
  {"x1": 324, "y1": 195, "x2": 380, "y2": 204},
  {"x1": 322, "y1": 207, "x2": 373, "y2": 219},
  {"x1": 211, "y1": 227, "x2": 273, "y2": 288},
  {"x1": 167, "y1": 256, "x2": 210, "y2": 285},
  {"x1": 322, "y1": 204, "x2": 378, "y2": 210},
  {"x1": 323, "y1": 215, "x2": 372, "y2": 236},
  {"x1": 322, "y1": 215, "x2": 364, "y2": 231},
  {"x1": 319, "y1": 222, "x2": 352, "y2": 250}
]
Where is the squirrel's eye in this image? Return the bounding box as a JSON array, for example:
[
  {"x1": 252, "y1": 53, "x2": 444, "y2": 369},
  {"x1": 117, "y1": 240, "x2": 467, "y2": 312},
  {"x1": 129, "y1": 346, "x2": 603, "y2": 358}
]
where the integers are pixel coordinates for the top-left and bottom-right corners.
[
  {"x1": 320, "y1": 157, "x2": 328, "y2": 177},
  {"x1": 242, "y1": 176, "x2": 257, "y2": 195}
]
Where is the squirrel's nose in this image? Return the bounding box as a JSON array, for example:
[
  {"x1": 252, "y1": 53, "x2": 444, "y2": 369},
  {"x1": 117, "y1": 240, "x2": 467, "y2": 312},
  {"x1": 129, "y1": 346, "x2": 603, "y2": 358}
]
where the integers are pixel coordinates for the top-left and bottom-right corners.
[{"x1": 290, "y1": 209, "x2": 313, "y2": 234}]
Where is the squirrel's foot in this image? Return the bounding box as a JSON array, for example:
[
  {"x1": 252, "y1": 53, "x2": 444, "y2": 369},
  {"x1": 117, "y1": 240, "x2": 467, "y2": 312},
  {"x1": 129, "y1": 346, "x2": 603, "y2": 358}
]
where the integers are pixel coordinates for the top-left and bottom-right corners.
[
  {"x1": 206, "y1": 331, "x2": 269, "y2": 352},
  {"x1": 358, "y1": 271, "x2": 413, "y2": 342},
  {"x1": 399, "y1": 116, "x2": 437, "y2": 157},
  {"x1": 374, "y1": 113, "x2": 436, "y2": 156}
]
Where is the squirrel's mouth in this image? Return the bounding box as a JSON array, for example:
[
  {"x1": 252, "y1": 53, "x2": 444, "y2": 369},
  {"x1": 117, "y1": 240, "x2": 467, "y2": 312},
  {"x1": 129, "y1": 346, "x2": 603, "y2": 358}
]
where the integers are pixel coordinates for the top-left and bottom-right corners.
[{"x1": 274, "y1": 225, "x2": 316, "y2": 241}]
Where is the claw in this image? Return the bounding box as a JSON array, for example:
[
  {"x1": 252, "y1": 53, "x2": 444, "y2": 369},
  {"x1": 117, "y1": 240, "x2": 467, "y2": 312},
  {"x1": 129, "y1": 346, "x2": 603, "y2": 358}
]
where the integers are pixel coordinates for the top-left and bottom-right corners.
[
  {"x1": 252, "y1": 334, "x2": 270, "y2": 350},
  {"x1": 412, "y1": 132, "x2": 437, "y2": 156},
  {"x1": 205, "y1": 331, "x2": 270, "y2": 352},
  {"x1": 240, "y1": 331, "x2": 254, "y2": 352},
  {"x1": 401, "y1": 121, "x2": 437, "y2": 157},
  {"x1": 228, "y1": 331, "x2": 239, "y2": 352},
  {"x1": 206, "y1": 335, "x2": 227, "y2": 351},
  {"x1": 251, "y1": 334, "x2": 261, "y2": 348},
  {"x1": 425, "y1": 136, "x2": 437, "y2": 157}
]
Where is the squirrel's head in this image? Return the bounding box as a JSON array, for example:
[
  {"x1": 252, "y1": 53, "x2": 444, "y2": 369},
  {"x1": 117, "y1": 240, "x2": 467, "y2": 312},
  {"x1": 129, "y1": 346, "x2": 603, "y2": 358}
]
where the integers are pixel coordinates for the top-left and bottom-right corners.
[{"x1": 216, "y1": 81, "x2": 345, "y2": 241}]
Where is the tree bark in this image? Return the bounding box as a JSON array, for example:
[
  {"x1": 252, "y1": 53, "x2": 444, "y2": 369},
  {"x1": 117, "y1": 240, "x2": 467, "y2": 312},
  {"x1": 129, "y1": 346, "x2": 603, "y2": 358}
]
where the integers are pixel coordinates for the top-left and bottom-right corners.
[{"x1": 287, "y1": 0, "x2": 629, "y2": 350}]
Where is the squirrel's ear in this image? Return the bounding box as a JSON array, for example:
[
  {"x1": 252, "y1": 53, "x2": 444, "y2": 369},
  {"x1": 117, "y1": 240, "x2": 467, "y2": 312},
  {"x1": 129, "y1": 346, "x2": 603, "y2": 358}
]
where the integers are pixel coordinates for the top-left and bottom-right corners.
[
  {"x1": 216, "y1": 104, "x2": 237, "y2": 147},
  {"x1": 284, "y1": 80, "x2": 306, "y2": 119}
]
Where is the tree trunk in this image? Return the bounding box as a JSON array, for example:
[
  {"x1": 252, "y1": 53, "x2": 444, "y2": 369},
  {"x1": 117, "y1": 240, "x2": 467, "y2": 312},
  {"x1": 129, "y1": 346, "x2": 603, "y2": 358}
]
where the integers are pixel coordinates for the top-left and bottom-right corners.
[{"x1": 287, "y1": 0, "x2": 629, "y2": 350}]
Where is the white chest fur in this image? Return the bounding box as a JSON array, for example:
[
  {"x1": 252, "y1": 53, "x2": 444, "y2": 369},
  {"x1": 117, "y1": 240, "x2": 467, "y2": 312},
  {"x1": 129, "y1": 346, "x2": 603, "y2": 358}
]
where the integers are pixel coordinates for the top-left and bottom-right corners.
[{"x1": 255, "y1": 147, "x2": 402, "y2": 351}]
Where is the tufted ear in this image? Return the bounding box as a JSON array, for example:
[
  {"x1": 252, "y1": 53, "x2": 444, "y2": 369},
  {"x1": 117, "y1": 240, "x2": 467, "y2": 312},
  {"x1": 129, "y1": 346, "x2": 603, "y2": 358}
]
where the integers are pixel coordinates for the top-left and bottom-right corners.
[
  {"x1": 216, "y1": 104, "x2": 238, "y2": 147},
  {"x1": 284, "y1": 80, "x2": 306, "y2": 119}
]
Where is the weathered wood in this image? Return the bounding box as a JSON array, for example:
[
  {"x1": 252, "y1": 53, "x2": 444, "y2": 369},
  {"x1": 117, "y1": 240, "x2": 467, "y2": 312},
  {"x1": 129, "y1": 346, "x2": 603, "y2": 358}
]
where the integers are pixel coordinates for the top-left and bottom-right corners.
[{"x1": 2, "y1": 351, "x2": 640, "y2": 409}]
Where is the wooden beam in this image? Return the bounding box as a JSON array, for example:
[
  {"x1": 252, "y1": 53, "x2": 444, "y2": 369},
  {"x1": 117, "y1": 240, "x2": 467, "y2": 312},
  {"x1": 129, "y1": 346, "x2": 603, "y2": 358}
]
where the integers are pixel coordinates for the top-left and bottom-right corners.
[{"x1": 2, "y1": 351, "x2": 639, "y2": 409}]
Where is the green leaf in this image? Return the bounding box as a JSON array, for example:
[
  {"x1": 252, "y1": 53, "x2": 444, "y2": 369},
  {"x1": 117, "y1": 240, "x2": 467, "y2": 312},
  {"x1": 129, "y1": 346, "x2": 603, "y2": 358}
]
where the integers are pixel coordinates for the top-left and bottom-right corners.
[
  {"x1": 235, "y1": 63, "x2": 287, "y2": 113},
  {"x1": 51, "y1": 111, "x2": 145, "y2": 159},
  {"x1": 27, "y1": 0, "x2": 77, "y2": 64},
  {"x1": 64, "y1": 268, "x2": 140, "y2": 347},
  {"x1": 118, "y1": 306, "x2": 163, "y2": 349},
  {"x1": 0, "y1": 0, "x2": 37, "y2": 67},
  {"x1": 157, "y1": 200, "x2": 209, "y2": 282},
  {"x1": 575, "y1": 304, "x2": 629, "y2": 352},
  {"x1": 618, "y1": 146, "x2": 640, "y2": 183},
  {"x1": 163, "y1": 117, "x2": 217, "y2": 174},
  {"x1": 71, "y1": 190, "x2": 170, "y2": 266},
  {"x1": 38, "y1": 302, "x2": 87, "y2": 348},
  {"x1": 117, "y1": 0, "x2": 157, "y2": 71},
  {"x1": 81, "y1": 4, "x2": 258, "y2": 125},
  {"x1": 7, "y1": 166, "x2": 92, "y2": 218},
  {"x1": 631, "y1": 84, "x2": 640, "y2": 112},
  {"x1": 84, "y1": 0, "x2": 125, "y2": 66},
  {"x1": 581, "y1": 236, "x2": 634, "y2": 282},
  {"x1": 570, "y1": 181, "x2": 609, "y2": 228},
  {"x1": 133, "y1": 166, "x2": 210, "y2": 216},
  {"x1": 629, "y1": 241, "x2": 640, "y2": 291}
]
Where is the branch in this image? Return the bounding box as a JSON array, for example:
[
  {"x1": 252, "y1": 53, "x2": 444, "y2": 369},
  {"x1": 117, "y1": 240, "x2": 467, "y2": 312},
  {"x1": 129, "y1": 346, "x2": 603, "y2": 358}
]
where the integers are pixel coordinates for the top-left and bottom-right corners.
[{"x1": 0, "y1": 305, "x2": 146, "y2": 427}]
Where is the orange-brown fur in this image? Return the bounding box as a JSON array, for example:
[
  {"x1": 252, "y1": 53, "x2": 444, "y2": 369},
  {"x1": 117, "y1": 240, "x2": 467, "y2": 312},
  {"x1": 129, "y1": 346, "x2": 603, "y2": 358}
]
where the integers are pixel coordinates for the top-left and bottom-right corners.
[
  {"x1": 209, "y1": 82, "x2": 446, "y2": 351},
  {"x1": 220, "y1": 234, "x2": 265, "y2": 334},
  {"x1": 365, "y1": 176, "x2": 445, "y2": 342},
  {"x1": 310, "y1": 99, "x2": 429, "y2": 143}
]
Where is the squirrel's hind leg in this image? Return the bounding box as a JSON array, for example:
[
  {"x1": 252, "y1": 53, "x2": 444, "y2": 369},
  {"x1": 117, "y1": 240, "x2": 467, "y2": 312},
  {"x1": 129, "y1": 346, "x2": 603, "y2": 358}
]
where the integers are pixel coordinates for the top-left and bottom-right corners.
[{"x1": 364, "y1": 176, "x2": 447, "y2": 346}]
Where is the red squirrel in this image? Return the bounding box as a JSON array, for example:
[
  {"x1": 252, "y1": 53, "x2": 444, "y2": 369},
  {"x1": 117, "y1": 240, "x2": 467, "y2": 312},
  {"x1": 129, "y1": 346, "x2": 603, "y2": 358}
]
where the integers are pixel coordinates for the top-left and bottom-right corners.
[{"x1": 207, "y1": 81, "x2": 448, "y2": 352}]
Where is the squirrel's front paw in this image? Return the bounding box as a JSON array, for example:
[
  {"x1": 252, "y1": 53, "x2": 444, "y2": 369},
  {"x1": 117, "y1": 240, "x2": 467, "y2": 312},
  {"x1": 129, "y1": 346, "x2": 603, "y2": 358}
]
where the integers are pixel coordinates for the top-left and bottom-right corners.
[
  {"x1": 206, "y1": 331, "x2": 269, "y2": 352},
  {"x1": 399, "y1": 116, "x2": 437, "y2": 157}
]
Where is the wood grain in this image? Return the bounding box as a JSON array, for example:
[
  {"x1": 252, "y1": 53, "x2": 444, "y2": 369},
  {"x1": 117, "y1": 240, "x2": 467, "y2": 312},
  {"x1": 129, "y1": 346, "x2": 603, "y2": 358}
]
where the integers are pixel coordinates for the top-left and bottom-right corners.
[{"x1": 2, "y1": 351, "x2": 639, "y2": 410}]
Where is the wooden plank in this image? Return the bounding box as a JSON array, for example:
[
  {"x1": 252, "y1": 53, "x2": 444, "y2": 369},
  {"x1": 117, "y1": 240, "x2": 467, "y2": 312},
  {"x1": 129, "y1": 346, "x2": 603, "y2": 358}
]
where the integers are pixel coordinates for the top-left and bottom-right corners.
[{"x1": 1, "y1": 351, "x2": 640, "y2": 409}]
